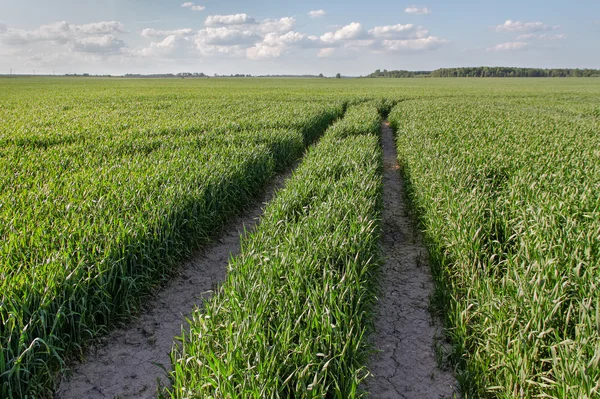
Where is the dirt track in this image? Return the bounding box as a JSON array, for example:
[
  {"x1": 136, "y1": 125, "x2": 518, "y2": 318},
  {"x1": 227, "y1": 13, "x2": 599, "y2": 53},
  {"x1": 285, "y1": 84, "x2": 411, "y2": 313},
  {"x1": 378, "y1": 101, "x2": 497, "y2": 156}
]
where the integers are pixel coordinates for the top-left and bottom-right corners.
[
  {"x1": 365, "y1": 121, "x2": 458, "y2": 398},
  {"x1": 57, "y1": 122, "x2": 459, "y2": 398},
  {"x1": 56, "y1": 170, "x2": 293, "y2": 399}
]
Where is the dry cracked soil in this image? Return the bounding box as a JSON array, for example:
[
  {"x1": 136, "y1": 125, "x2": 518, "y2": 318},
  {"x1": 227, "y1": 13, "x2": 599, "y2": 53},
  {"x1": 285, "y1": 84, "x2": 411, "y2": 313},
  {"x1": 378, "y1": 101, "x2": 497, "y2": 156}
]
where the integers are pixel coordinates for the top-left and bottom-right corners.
[{"x1": 364, "y1": 121, "x2": 459, "y2": 399}]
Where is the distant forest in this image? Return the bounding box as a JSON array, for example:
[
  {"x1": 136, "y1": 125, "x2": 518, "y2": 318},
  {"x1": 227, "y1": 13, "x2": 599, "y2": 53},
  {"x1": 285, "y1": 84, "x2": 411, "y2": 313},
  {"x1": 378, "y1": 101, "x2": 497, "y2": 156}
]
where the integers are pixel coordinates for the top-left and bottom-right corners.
[{"x1": 367, "y1": 67, "x2": 600, "y2": 78}]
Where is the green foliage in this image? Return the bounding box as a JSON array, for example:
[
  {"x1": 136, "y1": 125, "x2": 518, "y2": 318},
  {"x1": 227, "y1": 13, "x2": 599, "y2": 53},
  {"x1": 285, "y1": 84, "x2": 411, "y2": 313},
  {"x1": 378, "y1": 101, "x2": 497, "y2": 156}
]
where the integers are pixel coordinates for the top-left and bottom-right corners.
[
  {"x1": 367, "y1": 69, "x2": 431, "y2": 78},
  {"x1": 430, "y1": 66, "x2": 600, "y2": 78},
  {"x1": 389, "y1": 95, "x2": 600, "y2": 398},
  {"x1": 169, "y1": 106, "x2": 383, "y2": 398},
  {"x1": 367, "y1": 67, "x2": 600, "y2": 78}
]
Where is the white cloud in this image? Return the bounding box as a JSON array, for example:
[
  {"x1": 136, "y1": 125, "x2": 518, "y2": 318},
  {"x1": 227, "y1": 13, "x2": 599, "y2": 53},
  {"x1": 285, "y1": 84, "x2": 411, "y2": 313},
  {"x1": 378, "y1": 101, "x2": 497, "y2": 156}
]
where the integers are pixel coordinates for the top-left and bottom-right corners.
[
  {"x1": 308, "y1": 10, "x2": 327, "y2": 18},
  {"x1": 381, "y1": 36, "x2": 447, "y2": 52},
  {"x1": 368, "y1": 24, "x2": 428, "y2": 39},
  {"x1": 181, "y1": 2, "x2": 205, "y2": 11},
  {"x1": 0, "y1": 23, "x2": 7, "y2": 34},
  {"x1": 75, "y1": 21, "x2": 126, "y2": 35},
  {"x1": 137, "y1": 17, "x2": 301, "y2": 61},
  {"x1": 196, "y1": 27, "x2": 259, "y2": 46},
  {"x1": 404, "y1": 6, "x2": 431, "y2": 15},
  {"x1": 197, "y1": 44, "x2": 245, "y2": 57},
  {"x1": 138, "y1": 35, "x2": 195, "y2": 58},
  {"x1": 263, "y1": 31, "x2": 309, "y2": 46},
  {"x1": 193, "y1": 27, "x2": 260, "y2": 57},
  {"x1": 317, "y1": 22, "x2": 445, "y2": 55},
  {"x1": 3, "y1": 22, "x2": 71, "y2": 45},
  {"x1": 1, "y1": 21, "x2": 126, "y2": 46},
  {"x1": 247, "y1": 42, "x2": 283, "y2": 60},
  {"x1": 258, "y1": 17, "x2": 295, "y2": 34},
  {"x1": 317, "y1": 48, "x2": 335, "y2": 58},
  {"x1": 72, "y1": 35, "x2": 125, "y2": 54},
  {"x1": 247, "y1": 31, "x2": 322, "y2": 60},
  {"x1": 139, "y1": 33, "x2": 246, "y2": 59},
  {"x1": 517, "y1": 33, "x2": 566, "y2": 40},
  {"x1": 495, "y1": 20, "x2": 559, "y2": 32},
  {"x1": 141, "y1": 28, "x2": 193, "y2": 38},
  {"x1": 205, "y1": 14, "x2": 256, "y2": 26},
  {"x1": 277, "y1": 32, "x2": 322, "y2": 48},
  {"x1": 153, "y1": 35, "x2": 186, "y2": 50},
  {"x1": 486, "y1": 41, "x2": 528, "y2": 51},
  {"x1": 320, "y1": 22, "x2": 366, "y2": 43}
]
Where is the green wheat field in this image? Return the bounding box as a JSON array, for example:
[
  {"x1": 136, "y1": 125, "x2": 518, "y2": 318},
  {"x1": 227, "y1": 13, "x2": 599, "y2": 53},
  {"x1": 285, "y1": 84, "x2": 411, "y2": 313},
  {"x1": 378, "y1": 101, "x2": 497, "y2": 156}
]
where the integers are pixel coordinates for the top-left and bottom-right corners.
[{"x1": 1, "y1": 77, "x2": 599, "y2": 398}]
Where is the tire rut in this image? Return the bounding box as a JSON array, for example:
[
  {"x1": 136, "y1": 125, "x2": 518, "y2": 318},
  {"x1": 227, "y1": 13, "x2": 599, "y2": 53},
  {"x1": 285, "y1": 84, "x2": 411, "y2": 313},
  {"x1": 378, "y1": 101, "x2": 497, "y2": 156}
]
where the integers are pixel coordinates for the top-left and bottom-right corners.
[
  {"x1": 55, "y1": 169, "x2": 295, "y2": 399},
  {"x1": 365, "y1": 121, "x2": 458, "y2": 398}
]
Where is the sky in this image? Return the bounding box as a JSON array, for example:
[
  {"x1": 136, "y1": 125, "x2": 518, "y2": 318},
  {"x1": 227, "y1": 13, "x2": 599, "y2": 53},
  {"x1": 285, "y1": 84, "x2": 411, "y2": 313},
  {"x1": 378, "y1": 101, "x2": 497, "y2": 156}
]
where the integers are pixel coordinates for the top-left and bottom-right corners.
[{"x1": 0, "y1": 0, "x2": 598, "y2": 76}]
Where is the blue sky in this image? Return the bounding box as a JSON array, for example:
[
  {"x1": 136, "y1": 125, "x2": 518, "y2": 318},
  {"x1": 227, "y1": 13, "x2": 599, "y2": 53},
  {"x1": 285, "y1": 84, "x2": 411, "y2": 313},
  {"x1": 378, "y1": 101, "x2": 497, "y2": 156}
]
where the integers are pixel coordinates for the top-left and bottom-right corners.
[{"x1": 0, "y1": 0, "x2": 598, "y2": 75}]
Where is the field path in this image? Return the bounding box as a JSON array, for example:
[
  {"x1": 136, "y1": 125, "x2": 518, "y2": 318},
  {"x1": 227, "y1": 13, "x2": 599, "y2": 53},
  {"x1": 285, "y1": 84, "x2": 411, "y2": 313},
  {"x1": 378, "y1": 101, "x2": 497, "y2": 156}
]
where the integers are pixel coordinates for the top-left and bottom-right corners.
[
  {"x1": 56, "y1": 169, "x2": 294, "y2": 399},
  {"x1": 365, "y1": 121, "x2": 458, "y2": 398}
]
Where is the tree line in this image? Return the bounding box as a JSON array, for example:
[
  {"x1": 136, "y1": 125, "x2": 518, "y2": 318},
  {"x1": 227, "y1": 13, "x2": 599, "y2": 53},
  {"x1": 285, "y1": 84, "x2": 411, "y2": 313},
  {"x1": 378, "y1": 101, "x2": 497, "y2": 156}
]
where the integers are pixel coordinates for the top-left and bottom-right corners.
[{"x1": 367, "y1": 67, "x2": 600, "y2": 78}]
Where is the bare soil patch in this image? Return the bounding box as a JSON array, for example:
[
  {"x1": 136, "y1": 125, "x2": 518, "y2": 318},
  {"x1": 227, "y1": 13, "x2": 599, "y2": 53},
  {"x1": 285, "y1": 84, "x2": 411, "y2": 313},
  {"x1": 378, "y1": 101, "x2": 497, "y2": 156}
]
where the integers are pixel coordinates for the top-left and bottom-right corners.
[
  {"x1": 55, "y1": 170, "x2": 293, "y2": 399},
  {"x1": 365, "y1": 121, "x2": 458, "y2": 398}
]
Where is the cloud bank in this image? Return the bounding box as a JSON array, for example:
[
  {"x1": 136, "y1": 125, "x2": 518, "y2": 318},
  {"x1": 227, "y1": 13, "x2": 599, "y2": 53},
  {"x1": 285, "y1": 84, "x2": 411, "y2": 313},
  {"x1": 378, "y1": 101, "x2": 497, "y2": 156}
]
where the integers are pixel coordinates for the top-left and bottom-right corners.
[
  {"x1": 132, "y1": 15, "x2": 449, "y2": 61},
  {"x1": 0, "y1": 10, "x2": 451, "y2": 70}
]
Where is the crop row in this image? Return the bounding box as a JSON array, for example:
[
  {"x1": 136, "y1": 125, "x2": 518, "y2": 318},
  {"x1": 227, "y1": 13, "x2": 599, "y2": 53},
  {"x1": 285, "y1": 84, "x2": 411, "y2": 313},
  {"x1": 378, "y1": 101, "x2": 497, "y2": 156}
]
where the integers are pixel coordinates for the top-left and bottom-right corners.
[
  {"x1": 0, "y1": 97, "x2": 339, "y2": 150},
  {"x1": 389, "y1": 97, "x2": 600, "y2": 398},
  {"x1": 168, "y1": 104, "x2": 383, "y2": 398},
  {"x1": 0, "y1": 101, "x2": 343, "y2": 398}
]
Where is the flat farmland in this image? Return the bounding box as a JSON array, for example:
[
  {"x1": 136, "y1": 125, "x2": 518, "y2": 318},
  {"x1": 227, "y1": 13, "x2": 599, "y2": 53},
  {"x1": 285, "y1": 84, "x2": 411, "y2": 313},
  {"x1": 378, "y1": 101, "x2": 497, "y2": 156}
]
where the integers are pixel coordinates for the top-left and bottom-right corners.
[{"x1": 1, "y1": 77, "x2": 599, "y2": 398}]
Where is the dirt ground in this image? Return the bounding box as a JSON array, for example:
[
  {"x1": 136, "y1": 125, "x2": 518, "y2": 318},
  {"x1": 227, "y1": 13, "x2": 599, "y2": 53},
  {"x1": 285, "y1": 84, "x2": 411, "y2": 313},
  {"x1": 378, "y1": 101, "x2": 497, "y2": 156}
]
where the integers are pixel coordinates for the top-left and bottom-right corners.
[
  {"x1": 55, "y1": 171, "x2": 293, "y2": 399},
  {"x1": 364, "y1": 122, "x2": 458, "y2": 398}
]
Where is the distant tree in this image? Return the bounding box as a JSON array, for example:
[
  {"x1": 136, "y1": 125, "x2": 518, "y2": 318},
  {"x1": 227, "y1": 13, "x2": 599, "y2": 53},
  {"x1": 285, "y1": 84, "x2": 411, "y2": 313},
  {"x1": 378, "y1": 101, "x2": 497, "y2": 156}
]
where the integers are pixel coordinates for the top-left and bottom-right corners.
[
  {"x1": 336, "y1": 73, "x2": 341, "y2": 79},
  {"x1": 318, "y1": 73, "x2": 324, "y2": 78}
]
